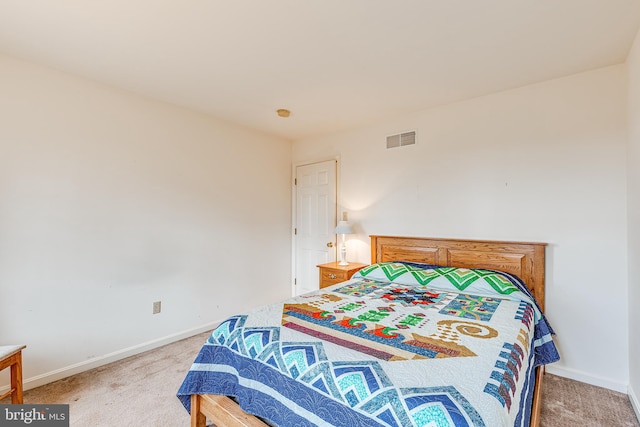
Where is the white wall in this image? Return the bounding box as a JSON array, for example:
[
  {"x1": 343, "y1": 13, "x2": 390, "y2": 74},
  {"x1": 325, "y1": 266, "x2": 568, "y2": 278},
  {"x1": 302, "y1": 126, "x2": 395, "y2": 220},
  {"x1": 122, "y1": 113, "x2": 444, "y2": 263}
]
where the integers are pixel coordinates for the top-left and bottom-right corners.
[
  {"x1": 627, "y1": 27, "x2": 640, "y2": 417},
  {"x1": 0, "y1": 54, "x2": 292, "y2": 390},
  {"x1": 294, "y1": 65, "x2": 629, "y2": 391}
]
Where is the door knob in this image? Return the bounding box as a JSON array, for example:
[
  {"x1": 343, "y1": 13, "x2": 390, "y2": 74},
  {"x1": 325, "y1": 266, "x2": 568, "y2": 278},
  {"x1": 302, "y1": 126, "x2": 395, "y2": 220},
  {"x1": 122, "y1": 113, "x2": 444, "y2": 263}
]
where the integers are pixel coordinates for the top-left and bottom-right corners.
[{"x1": 326, "y1": 242, "x2": 334, "y2": 248}]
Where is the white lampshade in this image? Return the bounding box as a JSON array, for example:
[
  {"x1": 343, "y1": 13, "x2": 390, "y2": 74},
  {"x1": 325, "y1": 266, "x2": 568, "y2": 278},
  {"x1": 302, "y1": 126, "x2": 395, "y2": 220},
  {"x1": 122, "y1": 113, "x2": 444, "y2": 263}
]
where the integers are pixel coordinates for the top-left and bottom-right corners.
[{"x1": 334, "y1": 220, "x2": 353, "y2": 235}]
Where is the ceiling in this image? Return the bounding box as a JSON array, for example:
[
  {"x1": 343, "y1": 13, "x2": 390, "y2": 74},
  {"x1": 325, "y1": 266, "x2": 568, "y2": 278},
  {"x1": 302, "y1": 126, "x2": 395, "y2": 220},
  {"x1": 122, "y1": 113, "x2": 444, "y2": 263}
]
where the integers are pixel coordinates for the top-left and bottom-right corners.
[{"x1": 1, "y1": 1, "x2": 639, "y2": 141}]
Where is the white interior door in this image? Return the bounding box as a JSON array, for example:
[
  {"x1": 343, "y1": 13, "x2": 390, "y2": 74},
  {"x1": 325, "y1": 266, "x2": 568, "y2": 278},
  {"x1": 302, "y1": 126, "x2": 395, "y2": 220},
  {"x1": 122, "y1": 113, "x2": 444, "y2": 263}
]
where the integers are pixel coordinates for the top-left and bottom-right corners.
[{"x1": 295, "y1": 160, "x2": 337, "y2": 295}]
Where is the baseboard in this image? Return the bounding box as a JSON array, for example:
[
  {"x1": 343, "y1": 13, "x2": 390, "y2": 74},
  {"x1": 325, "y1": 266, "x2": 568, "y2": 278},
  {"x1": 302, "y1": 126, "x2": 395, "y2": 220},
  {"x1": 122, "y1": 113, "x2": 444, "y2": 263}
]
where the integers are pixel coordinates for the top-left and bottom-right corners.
[
  {"x1": 546, "y1": 365, "x2": 627, "y2": 393},
  {"x1": 629, "y1": 384, "x2": 640, "y2": 422},
  {"x1": 3, "y1": 321, "x2": 219, "y2": 394}
]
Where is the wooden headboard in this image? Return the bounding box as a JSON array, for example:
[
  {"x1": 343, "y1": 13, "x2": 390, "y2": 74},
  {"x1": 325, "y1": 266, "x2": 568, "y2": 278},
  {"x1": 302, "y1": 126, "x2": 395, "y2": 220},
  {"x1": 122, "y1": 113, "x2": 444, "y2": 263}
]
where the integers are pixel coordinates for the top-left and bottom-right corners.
[{"x1": 370, "y1": 235, "x2": 547, "y2": 311}]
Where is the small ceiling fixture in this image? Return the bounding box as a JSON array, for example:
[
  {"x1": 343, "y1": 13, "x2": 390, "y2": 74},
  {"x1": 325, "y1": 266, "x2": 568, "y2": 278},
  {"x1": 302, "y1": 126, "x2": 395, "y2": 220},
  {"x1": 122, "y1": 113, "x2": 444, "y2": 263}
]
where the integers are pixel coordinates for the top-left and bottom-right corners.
[{"x1": 276, "y1": 108, "x2": 290, "y2": 118}]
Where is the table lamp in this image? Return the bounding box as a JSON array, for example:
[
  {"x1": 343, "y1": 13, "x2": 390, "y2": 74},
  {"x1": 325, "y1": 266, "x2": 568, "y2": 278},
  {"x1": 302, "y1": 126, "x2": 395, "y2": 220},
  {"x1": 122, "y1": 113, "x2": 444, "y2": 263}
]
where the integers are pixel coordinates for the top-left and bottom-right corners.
[{"x1": 334, "y1": 220, "x2": 354, "y2": 265}]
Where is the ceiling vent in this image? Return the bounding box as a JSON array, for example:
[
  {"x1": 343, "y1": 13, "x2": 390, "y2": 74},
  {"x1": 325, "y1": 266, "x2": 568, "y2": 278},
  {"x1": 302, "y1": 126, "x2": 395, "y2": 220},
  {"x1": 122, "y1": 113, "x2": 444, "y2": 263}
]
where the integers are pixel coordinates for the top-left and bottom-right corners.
[{"x1": 386, "y1": 130, "x2": 416, "y2": 149}]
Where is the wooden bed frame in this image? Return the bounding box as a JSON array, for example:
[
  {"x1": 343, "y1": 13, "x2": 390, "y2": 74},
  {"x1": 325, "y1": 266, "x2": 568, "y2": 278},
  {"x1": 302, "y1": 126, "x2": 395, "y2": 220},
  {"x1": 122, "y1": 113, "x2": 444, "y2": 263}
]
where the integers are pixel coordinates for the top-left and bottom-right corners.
[{"x1": 190, "y1": 235, "x2": 548, "y2": 427}]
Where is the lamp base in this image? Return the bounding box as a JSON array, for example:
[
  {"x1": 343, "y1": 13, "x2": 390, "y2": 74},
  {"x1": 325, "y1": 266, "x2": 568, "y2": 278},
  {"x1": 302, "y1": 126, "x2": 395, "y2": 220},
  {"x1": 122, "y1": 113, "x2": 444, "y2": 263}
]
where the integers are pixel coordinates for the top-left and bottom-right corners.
[{"x1": 338, "y1": 244, "x2": 349, "y2": 266}]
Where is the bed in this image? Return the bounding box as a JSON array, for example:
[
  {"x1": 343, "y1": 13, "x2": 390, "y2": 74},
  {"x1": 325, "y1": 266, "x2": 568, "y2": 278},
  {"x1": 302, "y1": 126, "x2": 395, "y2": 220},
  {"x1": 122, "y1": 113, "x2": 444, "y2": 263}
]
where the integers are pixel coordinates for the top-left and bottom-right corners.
[{"x1": 177, "y1": 235, "x2": 559, "y2": 427}]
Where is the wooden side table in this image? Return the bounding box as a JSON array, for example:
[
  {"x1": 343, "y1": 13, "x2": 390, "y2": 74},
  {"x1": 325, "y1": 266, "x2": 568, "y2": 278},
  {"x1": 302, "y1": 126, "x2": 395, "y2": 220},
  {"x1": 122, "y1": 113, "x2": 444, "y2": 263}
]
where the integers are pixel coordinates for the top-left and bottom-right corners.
[
  {"x1": 317, "y1": 262, "x2": 367, "y2": 289},
  {"x1": 0, "y1": 345, "x2": 26, "y2": 404}
]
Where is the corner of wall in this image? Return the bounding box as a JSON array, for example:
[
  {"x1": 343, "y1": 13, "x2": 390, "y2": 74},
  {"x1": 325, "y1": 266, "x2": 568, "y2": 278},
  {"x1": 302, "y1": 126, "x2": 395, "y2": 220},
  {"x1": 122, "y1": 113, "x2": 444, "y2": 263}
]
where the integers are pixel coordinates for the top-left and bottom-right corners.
[
  {"x1": 627, "y1": 23, "x2": 640, "y2": 419},
  {"x1": 629, "y1": 384, "x2": 640, "y2": 423}
]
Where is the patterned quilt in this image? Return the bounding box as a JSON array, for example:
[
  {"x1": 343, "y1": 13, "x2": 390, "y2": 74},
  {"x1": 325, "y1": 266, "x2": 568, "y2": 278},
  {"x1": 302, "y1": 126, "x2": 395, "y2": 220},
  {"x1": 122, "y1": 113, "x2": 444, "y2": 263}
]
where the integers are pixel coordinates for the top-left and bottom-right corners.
[{"x1": 177, "y1": 262, "x2": 559, "y2": 427}]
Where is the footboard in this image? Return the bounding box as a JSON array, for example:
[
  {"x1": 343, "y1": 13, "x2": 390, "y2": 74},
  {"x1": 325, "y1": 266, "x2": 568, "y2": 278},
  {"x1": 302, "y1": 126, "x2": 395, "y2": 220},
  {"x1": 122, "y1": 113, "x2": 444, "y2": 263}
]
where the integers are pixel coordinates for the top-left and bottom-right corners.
[{"x1": 190, "y1": 394, "x2": 268, "y2": 427}]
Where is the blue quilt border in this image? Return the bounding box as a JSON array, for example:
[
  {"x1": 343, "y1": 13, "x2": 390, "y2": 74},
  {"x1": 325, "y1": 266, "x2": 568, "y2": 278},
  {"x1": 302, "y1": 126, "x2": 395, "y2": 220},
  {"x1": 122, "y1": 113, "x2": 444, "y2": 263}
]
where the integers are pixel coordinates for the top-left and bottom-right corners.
[{"x1": 177, "y1": 345, "x2": 386, "y2": 427}]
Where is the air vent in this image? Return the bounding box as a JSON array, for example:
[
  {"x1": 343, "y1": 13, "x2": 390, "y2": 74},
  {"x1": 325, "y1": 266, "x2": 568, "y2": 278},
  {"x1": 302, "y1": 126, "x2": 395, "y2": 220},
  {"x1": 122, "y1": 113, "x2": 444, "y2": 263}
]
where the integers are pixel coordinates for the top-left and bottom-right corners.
[{"x1": 386, "y1": 130, "x2": 416, "y2": 149}]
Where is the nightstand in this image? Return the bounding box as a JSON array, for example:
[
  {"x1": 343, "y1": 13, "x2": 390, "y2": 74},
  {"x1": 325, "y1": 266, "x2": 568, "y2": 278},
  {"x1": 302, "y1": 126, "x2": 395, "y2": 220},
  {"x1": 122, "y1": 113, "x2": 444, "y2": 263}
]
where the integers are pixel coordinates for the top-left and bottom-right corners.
[{"x1": 317, "y1": 262, "x2": 367, "y2": 289}]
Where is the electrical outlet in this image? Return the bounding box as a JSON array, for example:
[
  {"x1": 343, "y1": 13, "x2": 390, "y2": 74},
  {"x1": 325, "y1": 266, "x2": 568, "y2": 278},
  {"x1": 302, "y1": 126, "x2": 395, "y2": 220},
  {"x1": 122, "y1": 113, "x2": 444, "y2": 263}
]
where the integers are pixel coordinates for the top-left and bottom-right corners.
[{"x1": 152, "y1": 301, "x2": 161, "y2": 314}]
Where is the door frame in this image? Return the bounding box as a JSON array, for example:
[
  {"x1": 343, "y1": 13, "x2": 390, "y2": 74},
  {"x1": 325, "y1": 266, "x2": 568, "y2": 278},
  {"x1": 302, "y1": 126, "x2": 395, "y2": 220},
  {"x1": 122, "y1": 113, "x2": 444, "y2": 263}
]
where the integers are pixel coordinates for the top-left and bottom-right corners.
[{"x1": 291, "y1": 155, "x2": 342, "y2": 296}]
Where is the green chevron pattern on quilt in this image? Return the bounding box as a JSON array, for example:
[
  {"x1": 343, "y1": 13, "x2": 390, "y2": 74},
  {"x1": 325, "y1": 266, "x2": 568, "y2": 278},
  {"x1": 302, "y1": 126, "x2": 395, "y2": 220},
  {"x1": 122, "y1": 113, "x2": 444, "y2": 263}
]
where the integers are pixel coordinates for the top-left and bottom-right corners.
[
  {"x1": 357, "y1": 262, "x2": 520, "y2": 295},
  {"x1": 410, "y1": 267, "x2": 456, "y2": 285},
  {"x1": 379, "y1": 262, "x2": 417, "y2": 280},
  {"x1": 356, "y1": 263, "x2": 385, "y2": 276},
  {"x1": 481, "y1": 273, "x2": 518, "y2": 294}
]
